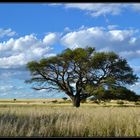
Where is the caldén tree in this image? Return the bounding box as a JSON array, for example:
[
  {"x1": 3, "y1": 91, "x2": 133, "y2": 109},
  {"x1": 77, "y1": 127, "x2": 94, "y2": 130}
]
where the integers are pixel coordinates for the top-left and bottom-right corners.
[{"x1": 26, "y1": 47, "x2": 138, "y2": 107}]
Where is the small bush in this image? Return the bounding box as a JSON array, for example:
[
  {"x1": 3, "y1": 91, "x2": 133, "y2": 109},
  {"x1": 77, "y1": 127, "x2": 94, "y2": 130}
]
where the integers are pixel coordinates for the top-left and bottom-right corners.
[
  {"x1": 105, "y1": 99, "x2": 111, "y2": 103},
  {"x1": 103, "y1": 102, "x2": 106, "y2": 106},
  {"x1": 101, "y1": 101, "x2": 106, "y2": 105},
  {"x1": 117, "y1": 100, "x2": 124, "y2": 105},
  {"x1": 62, "y1": 97, "x2": 68, "y2": 101},
  {"x1": 134, "y1": 101, "x2": 140, "y2": 105},
  {"x1": 51, "y1": 100, "x2": 58, "y2": 103},
  {"x1": 81, "y1": 99, "x2": 87, "y2": 103},
  {"x1": 92, "y1": 100, "x2": 100, "y2": 104},
  {"x1": 65, "y1": 100, "x2": 71, "y2": 103},
  {"x1": 13, "y1": 99, "x2": 16, "y2": 102},
  {"x1": 43, "y1": 102, "x2": 46, "y2": 104}
]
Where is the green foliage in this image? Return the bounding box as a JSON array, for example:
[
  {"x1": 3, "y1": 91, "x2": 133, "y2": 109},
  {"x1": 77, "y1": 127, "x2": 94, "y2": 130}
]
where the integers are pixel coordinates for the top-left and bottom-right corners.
[
  {"x1": 27, "y1": 61, "x2": 39, "y2": 72},
  {"x1": 109, "y1": 86, "x2": 139, "y2": 101},
  {"x1": 86, "y1": 84, "x2": 139, "y2": 102}
]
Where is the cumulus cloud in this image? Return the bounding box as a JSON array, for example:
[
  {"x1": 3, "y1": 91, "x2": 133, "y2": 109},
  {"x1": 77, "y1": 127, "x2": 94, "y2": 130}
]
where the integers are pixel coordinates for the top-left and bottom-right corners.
[
  {"x1": 0, "y1": 68, "x2": 30, "y2": 80},
  {"x1": 0, "y1": 85, "x2": 15, "y2": 92},
  {"x1": 0, "y1": 33, "x2": 58, "y2": 68},
  {"x1": 48, "y1": 3, "x2": 140, "y2": 18},
  {"x1": 0, "y1": 28, "x2": 16, "y2": 38},
  {"x1": 64, "y1": 27, "x2": 71, "y2": 32},
  {"x1": 0, "y1": 84, "x2": 27, "y2": 98},
  {"x1": 132, "y1": 66, "x2": 140, "y2": 73},
  {"x1": 107, "y1": 25, "x2": 119, "y2": 30},
  {"x1": 43, "y1": 33, "x2": 58, "y2": 45},
  {"x1": 48, "y1": 3, "x2": 124, "y2": 17},
  {"x1": 131, "y1": 3, "x2": 140, "y2": 11},
  {"x1": 65, "y1": 3, "x2": 125, "y2": 17},
  {"x1": 129, "y1": 81, "x2": 140, "y2": 93},
  {"x1": 61, "y1": 26, "x2": 140, "y2": 61}
]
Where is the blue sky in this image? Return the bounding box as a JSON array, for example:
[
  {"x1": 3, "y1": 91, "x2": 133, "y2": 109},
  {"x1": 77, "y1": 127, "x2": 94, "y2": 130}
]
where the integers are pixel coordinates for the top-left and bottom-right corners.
[{"x1": 0, "y1": 3, "x2": 140, "y2": 99}]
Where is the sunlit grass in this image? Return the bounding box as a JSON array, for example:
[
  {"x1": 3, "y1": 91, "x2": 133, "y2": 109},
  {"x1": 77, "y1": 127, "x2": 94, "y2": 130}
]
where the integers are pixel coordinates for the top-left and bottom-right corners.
[{"x1": 0, "y1": 104, "x2": 139, "y2": 137}]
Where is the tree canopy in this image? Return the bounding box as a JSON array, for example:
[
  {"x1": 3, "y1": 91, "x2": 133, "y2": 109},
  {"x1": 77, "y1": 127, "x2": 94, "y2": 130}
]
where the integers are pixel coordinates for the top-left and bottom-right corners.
[
  {"x1": 26, "y1": 47, "x2": 138, "y2": 107},
  {"x1": 87, "y1": 85, "x2": 139, "y2": 102}
]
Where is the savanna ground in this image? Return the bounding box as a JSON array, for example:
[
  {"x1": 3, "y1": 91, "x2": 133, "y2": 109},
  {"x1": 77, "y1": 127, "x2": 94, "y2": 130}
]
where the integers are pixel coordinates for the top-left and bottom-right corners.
[{"x1": 0, "y1": 98, "x2": 139, "y2": 137}]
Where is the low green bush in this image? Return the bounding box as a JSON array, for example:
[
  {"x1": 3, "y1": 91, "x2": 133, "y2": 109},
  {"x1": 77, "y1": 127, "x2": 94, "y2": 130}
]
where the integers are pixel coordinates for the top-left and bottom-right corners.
[
  {"x1": 92, "y1": 100, "x2": 100, "y2": 104},
  {"x1": 81, "y1": 99, "x2": 87, "y2": 103},
  {"x1": 134, "y1": 101, "x2": 140, "y2": 105},
  {"x1": 117, "y1": 100, "x2": 124, "y2": 105},
  {"x1": 51, "y1": 100, "x2": 58, "y2": 103},
  {"x1": 62, "y1": 97, "x2": 68, "y2": 101}
]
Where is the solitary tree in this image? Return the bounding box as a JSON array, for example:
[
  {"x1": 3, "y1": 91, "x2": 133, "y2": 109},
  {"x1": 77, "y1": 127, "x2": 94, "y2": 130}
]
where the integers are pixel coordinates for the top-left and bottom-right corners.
[{"x1": 26, "y1": 47, "x2": 138, "y2": 107}]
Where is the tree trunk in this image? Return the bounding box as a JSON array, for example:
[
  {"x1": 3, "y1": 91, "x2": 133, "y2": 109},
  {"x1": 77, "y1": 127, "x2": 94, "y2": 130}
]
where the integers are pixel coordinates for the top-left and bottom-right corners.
[{"x1": 72, "y1": 95, "x2": 81, "y2": 107}]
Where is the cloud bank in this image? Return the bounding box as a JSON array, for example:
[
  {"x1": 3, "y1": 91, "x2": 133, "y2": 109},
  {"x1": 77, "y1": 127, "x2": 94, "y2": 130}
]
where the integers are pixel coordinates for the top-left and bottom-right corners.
[
  {"x1": 61, "y1": 26, "x2": 140, "y2": 62},
  {"x1": 0, "y1": 33, "x2": 58, "y2": 68},
  {"x1": 49, "y1": 3, "x2": 140, "y2": 17}
]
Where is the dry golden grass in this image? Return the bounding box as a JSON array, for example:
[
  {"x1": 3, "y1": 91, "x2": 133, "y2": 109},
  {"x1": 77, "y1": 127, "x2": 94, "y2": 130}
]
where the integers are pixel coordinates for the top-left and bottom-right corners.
[
  {"x1": 0, "y1": 98, "x2": 138, "y2": 106},
  {"x1": 0, "y1": 104, "x2": 139, "y2": 137}
]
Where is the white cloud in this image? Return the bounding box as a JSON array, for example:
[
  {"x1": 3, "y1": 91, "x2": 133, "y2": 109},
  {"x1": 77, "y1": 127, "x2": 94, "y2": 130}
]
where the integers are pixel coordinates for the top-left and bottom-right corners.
[
  {"x1": 61, "y1": 27, "x2": 104, "y2": 49},
  {"x1": 64, "y1": 27, "x2": 71, "y2": 32},
  {"x1": 107, "y1": 25, "x2": 118, "y2": 30},
  {"x1": 109, "y1": 30, "x2": 135, "y2": 41},
  {"x1": 0, "y1": 68, "x2": 30, "y2": 81},
  {"x1": 48, "y1": 3, "x2": 139, "y2": 18},
  {"x1": 0, "y1": 85, "x2": 15, "y2": 92},
  {"x1": 64, "y1": 3, "x2": 125, "y2": 17},
  {"x1": 131, "y1": 3, "x2": 140, "y2": 11},
  {"x1": 61, "y1": 26, "x2": 140, "y2": 62},
  {"x1": 48, "y1": 3, "x2": 63, "y2": 6},
  {"x1": 0, "y1": 93, "x2": 8, "y2": 96},
  {"x1": 0, "y1": 28, "x2": 16, "y2": 38},
  {"x1": 129, "y1": 82, "x2": 140, "y2": 93},
  {"x1": 43, "y1": 33, "x2": 58, "y2": 45},
  {"x1": 0, "y1": 33, "x2": 58, "y2": 68}
]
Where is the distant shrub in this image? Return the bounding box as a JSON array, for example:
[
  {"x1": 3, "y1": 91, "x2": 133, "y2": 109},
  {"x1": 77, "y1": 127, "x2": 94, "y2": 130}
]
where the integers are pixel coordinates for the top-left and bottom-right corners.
[
  {"x1": 13, "y1": 99, "x2": 16, "y2": 102},
  {"x1": 43, "y1": 102, "x2": 46, "y2": 104},
  {"x1": 102, "y1": 102, "x2": 106, "y2": 105},
  {"x1": 134, "y1": 101, "x2": 140, "y2": 105},
  {"x1": 51, "y1": 100, "x2": 58, "y2": 103},
  {"x1": 117, "y1": 100, "x2": 124, "y2": 105},
  {"x1": 104, "y1": 99, "x2": 111, "y2": 103},
  {"x1": 81, "y1": 98, "x2": 87, "y2": 103},
  {"x1": 93, "y1": 100, "x2": 100, "y2": 104},
  {"x1": 65, "y1": 100, "x2": 71, "y2": 103},
  {"x1": 62, "y1": 97, "x2": 68, "y2": 101}
]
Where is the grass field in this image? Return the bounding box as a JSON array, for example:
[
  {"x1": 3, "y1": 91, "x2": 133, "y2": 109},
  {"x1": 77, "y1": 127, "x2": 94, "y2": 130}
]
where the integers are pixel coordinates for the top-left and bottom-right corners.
[{"x1": 0, "y1": 99, "x2": 139, "y2": 137}]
